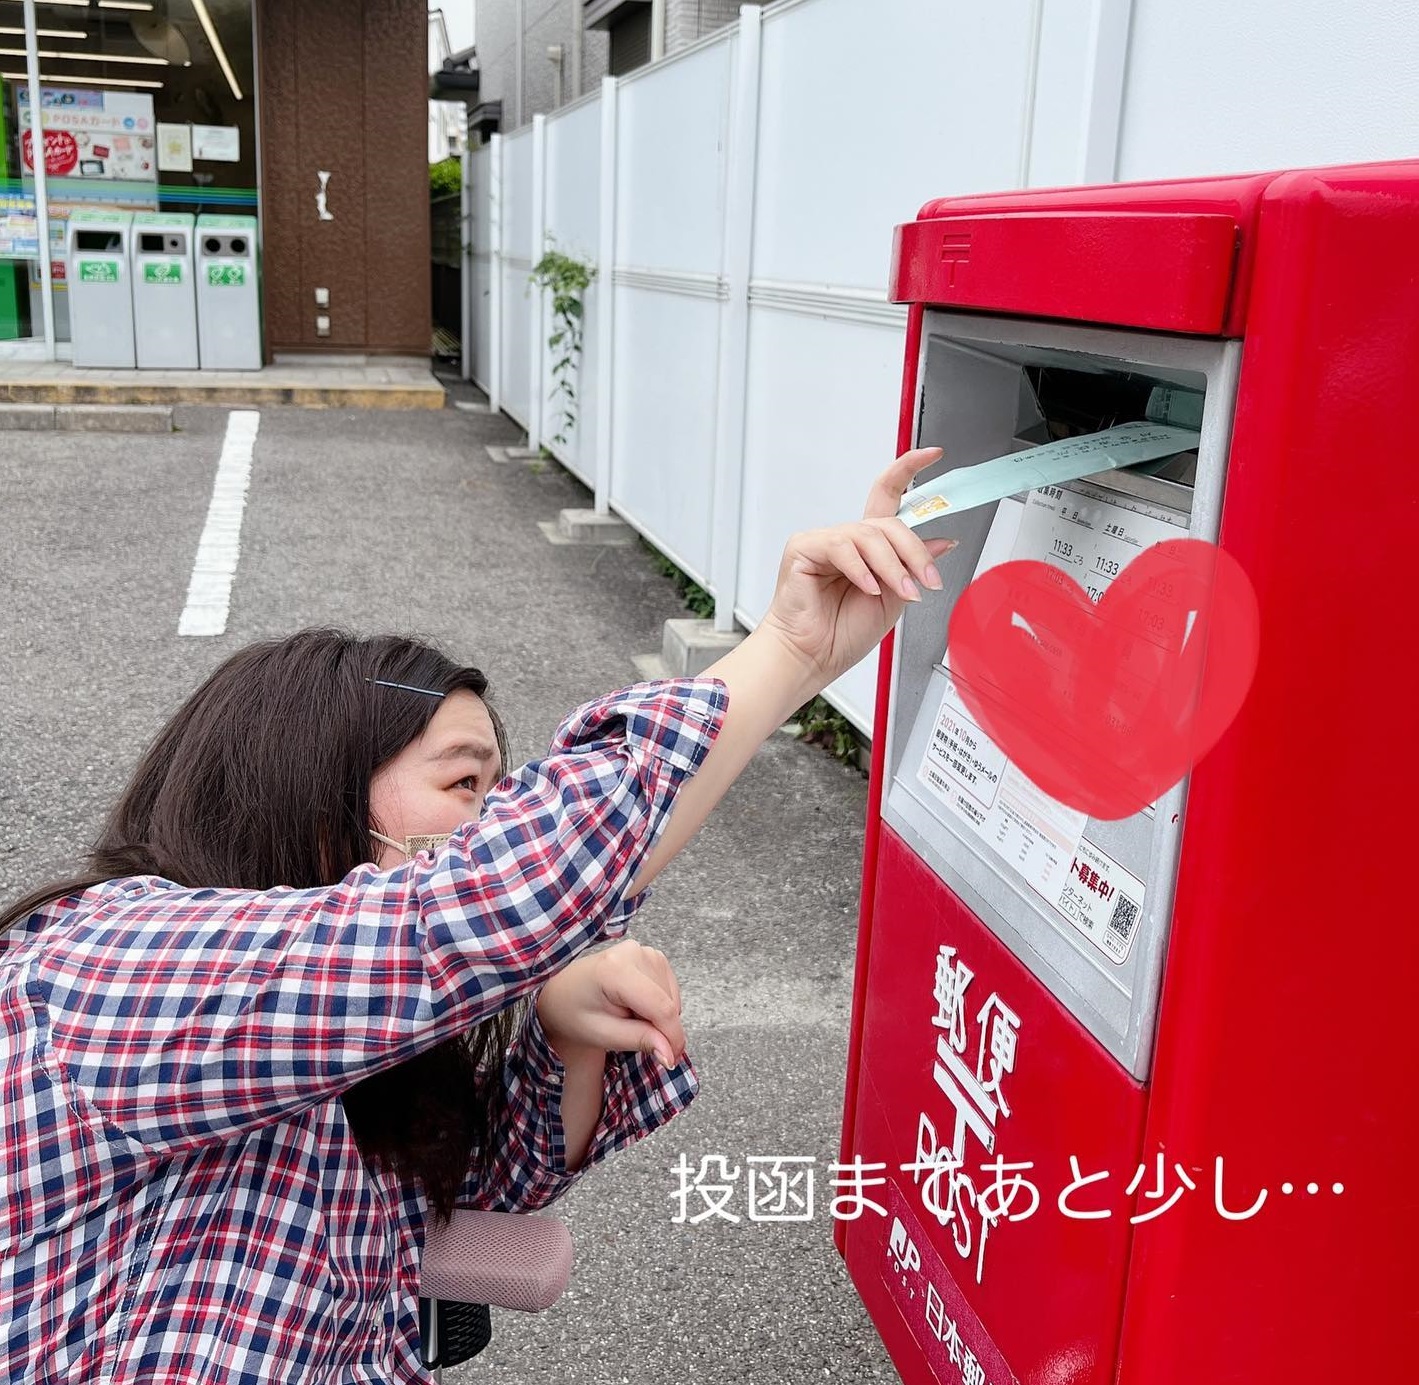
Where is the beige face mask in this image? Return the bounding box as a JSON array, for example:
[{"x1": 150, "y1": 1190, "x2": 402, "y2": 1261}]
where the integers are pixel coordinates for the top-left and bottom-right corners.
[{"x1": 370, "y1": 830, "x2": 452, "y2": 861}]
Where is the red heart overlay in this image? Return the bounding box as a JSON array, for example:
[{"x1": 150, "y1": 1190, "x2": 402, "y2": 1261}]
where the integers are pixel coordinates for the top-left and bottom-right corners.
[{"x1": 947, "y1": 539, "x2": 1259, "y2": 820}]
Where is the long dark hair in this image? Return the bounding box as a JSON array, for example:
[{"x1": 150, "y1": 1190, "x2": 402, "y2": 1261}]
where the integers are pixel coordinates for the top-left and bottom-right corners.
[{"x1": 0, "y1": 628, "x2": 520, "y2": 1221}]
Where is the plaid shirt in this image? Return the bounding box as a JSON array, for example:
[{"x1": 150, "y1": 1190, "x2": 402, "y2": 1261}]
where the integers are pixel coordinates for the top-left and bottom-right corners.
[{"x1": 1, "y1": 678, "x2": 727, "y2": 1385}]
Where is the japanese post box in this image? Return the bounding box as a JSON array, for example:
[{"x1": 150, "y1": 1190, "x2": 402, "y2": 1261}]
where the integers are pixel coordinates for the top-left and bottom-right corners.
[{"x1": 837, "y1": 162, "x2": 1419, "y2": 1385}]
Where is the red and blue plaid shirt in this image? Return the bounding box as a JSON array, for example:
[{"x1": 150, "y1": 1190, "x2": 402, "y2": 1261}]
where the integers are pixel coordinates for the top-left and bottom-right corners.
[{"x1": 1, "y1": 677, "x2": 727, "y2": 1384}]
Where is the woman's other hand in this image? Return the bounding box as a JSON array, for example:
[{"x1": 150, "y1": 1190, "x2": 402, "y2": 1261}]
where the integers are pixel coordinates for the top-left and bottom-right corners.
[{"x1": 536, "y1": 939, "x2": 685, "y2": 1069}]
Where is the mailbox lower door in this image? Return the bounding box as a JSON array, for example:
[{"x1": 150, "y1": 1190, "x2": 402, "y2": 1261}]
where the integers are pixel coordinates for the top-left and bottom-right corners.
[{"x1": 843, "y1": 827, "x2": 1145, "y2": 1385}]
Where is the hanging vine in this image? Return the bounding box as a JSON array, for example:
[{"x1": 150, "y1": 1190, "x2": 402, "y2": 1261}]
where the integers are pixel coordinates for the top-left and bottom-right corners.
[{"x1": 529, "y1": 246, "x2": 596, "y2": 451}]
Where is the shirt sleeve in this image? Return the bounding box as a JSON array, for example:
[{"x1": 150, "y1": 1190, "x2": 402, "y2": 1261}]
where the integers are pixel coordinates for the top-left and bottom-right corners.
[
  {"x1": 461, "y1": 994, "x2": 698, "y2": 1213},
  {"x1": 30, "y1": 678, "x2": 727, "y2": 1154}
]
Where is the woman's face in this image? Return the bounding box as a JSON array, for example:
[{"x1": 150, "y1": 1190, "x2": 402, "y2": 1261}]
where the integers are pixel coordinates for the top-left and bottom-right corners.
[{"x1": 367, "y1": 690, "x2": 502, "y2": 870}]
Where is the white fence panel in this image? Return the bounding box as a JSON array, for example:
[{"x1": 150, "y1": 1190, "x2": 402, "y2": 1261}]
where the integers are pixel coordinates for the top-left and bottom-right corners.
[
  {"x1": 469, "y1": 144, "x2": 494, "y2": 393},
  {"x1": 752, "y1": 0, "x2": 1038, "y2": 289},
  {"x1": 1116, "y1": 0, "x2": 1419, "y2": 179},
  {"x1": 542, "y1": 95, "x2": 603, "y2": 486},
  {"x1": 739, "y1": 0, "x2": 1040, "y2": 730},
  {"x1": 609, "y1": 34, "x2": 736, "y2": 586},
  {"x1": 467, "y1": 0, "x2": 1419, "y2": 738},
  {"x1": 499, "y1": 128, "x2": 535, "y2": 430}
]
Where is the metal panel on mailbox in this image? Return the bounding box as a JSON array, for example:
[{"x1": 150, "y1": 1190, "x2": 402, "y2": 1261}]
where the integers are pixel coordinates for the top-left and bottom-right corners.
[{"x1": 883, "y1": 313, "x2": 1240, "y2": 1078}]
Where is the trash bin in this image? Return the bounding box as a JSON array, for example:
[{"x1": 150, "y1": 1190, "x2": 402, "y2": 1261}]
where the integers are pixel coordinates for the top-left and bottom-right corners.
[
  {"x1": 195, "y1": 214, "x2": 261, "y2": 370},
  {"x1": 131, "y1": 211, "x2": 198, "y2": 369},
  {"x1": 66, "y1": 209, "x2": 135, "y2": 369}
]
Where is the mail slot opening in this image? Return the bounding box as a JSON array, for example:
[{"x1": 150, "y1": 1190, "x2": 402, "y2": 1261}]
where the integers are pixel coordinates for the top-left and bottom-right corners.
[
  {"x1": 138, "y1": 233, "x2": 167, "y2": 253},
  {"x1": 75, "y1": 231, "x2": 122, "y2": 252},
  {"x1": 914, "y1": 323, "x2": 1210, "y2": 524}
]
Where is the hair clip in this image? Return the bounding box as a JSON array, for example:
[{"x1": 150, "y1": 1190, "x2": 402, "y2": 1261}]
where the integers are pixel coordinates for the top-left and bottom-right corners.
[{"x1": 366, "y1": 678, "x2": 446, "y2": 699}]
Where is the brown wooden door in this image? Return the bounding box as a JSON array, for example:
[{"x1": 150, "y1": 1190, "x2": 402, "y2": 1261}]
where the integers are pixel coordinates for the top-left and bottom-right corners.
[{"x1": 256, "y1": 0, "x2": 429, "y2": 356}]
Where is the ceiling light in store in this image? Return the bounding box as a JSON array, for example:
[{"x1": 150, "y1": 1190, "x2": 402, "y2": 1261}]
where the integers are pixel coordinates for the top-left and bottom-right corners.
[
  {"x1": 99, "y1": 3, "x2": 158, "y2": 12},
  {"x1": 0, "y1": 46, "x2": 169, "y2": 66},
  {"x1": 190, "y1": 0, "x2": 242, "y2": 101},
  {"x1": 0, "y1": 27, "x2": 88, "y2": 40},
  {"x1": 1, "y1": 69, "x2": 164, "y2": 90}
]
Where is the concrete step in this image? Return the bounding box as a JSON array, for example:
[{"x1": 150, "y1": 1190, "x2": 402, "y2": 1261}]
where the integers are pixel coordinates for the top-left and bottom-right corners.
[
  {"x1": 484, "y1": 444, "x2": 542, "y2": 463},
  {"x1": 660, "y1": 617, "x2": 745, "y2": 676},
  {"x1": 538, "y1": 508, "x2": 636, "y2": 546},
  {"x1": 633, "y1": 617, "x2": 746, "y2": 681}
]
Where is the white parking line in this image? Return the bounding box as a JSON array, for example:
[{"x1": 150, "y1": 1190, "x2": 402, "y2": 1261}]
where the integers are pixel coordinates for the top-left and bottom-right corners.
[{"x1": 177, "y1": 410, "x2": 260, "y2": 637}]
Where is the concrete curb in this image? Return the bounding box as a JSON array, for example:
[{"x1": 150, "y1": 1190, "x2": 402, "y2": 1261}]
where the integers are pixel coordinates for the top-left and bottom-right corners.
[
  {"x1": 1, "y1": 403, "x2": 175, "y2": 433},
  {"x1": 0, "y1": 383, "x2": 444, "y2": 412},
  {"x1": 58, "y1": 405, "x2": 174, "y2": 434},
  {"x1": 0, "y1": 404, "x2": 55, "y2": 432}
]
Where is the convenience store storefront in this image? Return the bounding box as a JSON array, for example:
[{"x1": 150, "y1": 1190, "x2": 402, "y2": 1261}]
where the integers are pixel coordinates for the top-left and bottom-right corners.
[
  {"x1": 0, "y1": 0, "x2": 256, "y2": 362},
  {"x1": 1, "y1": 1, "x2": 433, "y2": 370}
]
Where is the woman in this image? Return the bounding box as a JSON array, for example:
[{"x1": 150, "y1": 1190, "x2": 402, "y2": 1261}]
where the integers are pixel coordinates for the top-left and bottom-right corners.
[{"x1": 0, "y1": 449, "x2": 951, "y2": 1383}]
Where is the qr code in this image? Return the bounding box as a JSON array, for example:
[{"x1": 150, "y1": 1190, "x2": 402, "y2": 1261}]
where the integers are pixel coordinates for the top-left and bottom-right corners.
[{"x1": 1107, "y1": 894, "x2": 1140, "y2": 951}]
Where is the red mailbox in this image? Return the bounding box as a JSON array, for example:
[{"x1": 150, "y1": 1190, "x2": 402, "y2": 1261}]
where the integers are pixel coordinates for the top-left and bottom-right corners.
[{"x1": 838, "y1": 162, "x2": 1419, "y2": 1385}]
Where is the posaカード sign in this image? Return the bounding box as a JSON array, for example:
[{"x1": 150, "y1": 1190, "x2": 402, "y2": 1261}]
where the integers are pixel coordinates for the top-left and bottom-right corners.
[{"x1": 838, "y1": 161, "x2": 1418, "y2": 1385}]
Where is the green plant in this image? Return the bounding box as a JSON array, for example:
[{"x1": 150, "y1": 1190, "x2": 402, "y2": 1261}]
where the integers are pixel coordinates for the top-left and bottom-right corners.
[
  {"x1": 429, "y1": 157, "x2": 461, "y2": 199},
  {"x1": 792, "y1": 696, "x2": 866, "y2": 770},
  {"x1": 638, "y1": 538, "x2": 715, "y2": 620},
  {"x1": 529, "y1": 246, "x2": 596, "y2": 450}
]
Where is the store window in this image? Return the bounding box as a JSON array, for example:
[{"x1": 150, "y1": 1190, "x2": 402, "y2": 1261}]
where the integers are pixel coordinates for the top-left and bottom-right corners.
[{"x1": 0, "y1": 0, "x2": 255, "y2": 359}]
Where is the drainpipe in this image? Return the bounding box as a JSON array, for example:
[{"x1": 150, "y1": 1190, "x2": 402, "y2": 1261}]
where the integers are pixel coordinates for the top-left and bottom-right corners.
[
  {"x1": 651, "y1": 0, "x2": 666, "y2": 61},
  {"x1": 515, "y1": 0, "x2": 525, "y2": 126},
  {"x1": 548, "y1": 44, "x2": 565, "y2": 108},
  {"x1": 571, "y1": 1, "x2": 583, "y2": 99}
]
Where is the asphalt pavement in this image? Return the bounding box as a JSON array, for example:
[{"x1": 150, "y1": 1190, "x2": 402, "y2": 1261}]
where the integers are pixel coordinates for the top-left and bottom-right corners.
[{"x1": 0, "y1": 398, "x2": 899, "y2": 1385}]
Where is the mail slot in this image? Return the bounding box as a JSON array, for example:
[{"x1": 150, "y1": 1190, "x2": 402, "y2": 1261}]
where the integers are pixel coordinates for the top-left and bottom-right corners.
[{"x1": 838, "y1": 162, "x2": 1419, "y2": 1385}]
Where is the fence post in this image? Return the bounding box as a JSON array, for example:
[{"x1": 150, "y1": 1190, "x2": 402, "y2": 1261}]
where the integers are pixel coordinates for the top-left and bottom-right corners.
[
  {"x1": 527, "y1": 113, "x2": 548, "y2": 453},
  {"x1": 593, "y1": 75, "x2": 619, "y2": 516},
  {"x1": 460, "y1": 142, "x2": 472, "y2": 382},
  {"x1": 1078, "y1": 0, "x2": 1133, "y2": 182},
  {"x1": 488, "y1": 135, "x2": 504, "y2": 414},
  {"x1": 708, "y1": 5, "x2": 764, "y2": 634}
]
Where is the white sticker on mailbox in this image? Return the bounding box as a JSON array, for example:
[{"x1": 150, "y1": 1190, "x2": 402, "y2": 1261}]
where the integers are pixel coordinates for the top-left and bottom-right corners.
[
  {"x1": 918, "y1": 671, "x2": 1087, "y2": 904},
  {"x1": 1056, "y1": 837, "x2": 1147, "y2": 963}
]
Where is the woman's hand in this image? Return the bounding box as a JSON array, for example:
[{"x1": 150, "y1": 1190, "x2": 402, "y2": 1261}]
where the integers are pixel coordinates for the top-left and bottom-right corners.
[
  {"x1": 759, "y1": 447, "x2": 957, "y2": 687},
  {"x1": 536, "y1": 939, "x2": 685, "y2": 1069},
  {"x1": 623, "y1": 446, "x2": 959, "y2": 902}
]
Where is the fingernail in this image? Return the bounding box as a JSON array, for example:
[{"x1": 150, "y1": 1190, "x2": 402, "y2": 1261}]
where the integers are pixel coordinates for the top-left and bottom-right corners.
[
  {"x1": 922, "y1": 564, "x2": 942, "y2": 590},
  {"x1": 901, "y1": 576, "x2": 921, "y2": 601}
]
